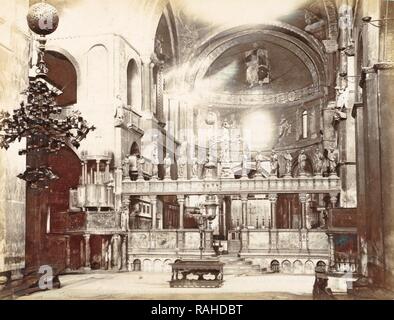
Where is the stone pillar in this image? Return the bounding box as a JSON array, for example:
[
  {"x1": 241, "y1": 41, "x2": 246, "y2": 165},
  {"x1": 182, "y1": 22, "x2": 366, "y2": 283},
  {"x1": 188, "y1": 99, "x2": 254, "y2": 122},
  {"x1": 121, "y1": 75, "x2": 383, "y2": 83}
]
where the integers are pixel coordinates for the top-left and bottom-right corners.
[
  {"x1": 150, "y1": 196, "x2": 157, "y2": 230},
  {"x1": 81, "y1": 161, "x2": 86, "y2": 184},
  {"x1": 84, "y1": 160, "x2": 88, "y2": 184},
  {"x1": 269, "y1": 194, "x2": 278, "y2": 229},
  {"x1": 65, "y1": 236, "x2": 71, "y2": 272},
  {"x1": 299, "y1": 193, "x2": 307, "y2": 230},
  {"x1": 328, "y1": 233, "x2": 335, "y2": 272},
  {"x1": 329, "y1": 193, "x2": 338, "y2": 228},
  {"x1": 156, "y1": 65, "x2": 165, "y2": 126},
  {"x1": 177, "y1": 195, "x2": 185, "y2": 229},
  {"x1": 241, "y1": 194, "x2": 248, "y2": 229},
  {"x1": 79, "y1": 239, "x2": 84, "y2": 270},
  {"x1": 96, "y1": 160, "x2": 100, "y2": 184},
  {"x1": 101, "y1": 238, "x2": 106, "y2": 269},
  {"x1": 83, "y1": 234, "x2": 91, "y2": 271},
  {"x1": 111, "y1": 234, "x2": 121, "y2": 270},
  {"x1": 121, "y1": 235, "x2": 128, "y2": 271},
  {"x1": 141, "y1": 57, "x2": 152, "y2": 112}
]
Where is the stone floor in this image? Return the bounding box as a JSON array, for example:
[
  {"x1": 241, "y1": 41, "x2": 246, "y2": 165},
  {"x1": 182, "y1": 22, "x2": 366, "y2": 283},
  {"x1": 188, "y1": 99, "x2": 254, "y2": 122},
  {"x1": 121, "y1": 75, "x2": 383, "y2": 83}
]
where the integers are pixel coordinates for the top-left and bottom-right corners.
[
  {"x1": 18, "y1": 272, "x2": 318, "y2": 300},
  {"x1": 16, "y1": 271, "x2": 394, "y2": 300}
]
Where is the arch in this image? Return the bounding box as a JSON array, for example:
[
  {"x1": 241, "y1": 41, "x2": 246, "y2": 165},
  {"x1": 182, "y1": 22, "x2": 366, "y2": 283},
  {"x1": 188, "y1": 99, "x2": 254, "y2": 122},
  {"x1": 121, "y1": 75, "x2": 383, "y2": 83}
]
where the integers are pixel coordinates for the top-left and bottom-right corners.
[
  {"x1": 270, "y1": 260, "x2": 280, "y2": 273},
  {"x1": 45, "y1": 50, "x2": 78, "y2": 107},
  {"x1": 305, "y1": 260, "x2": 315, "y2": 274},
  {"x1": 130, "y1": 142, "x2": 140, "y2": 156},
  {"x1": 302, "y1": 110, "x2": 309, "y2": 139},
  {"x1": 282, "y1": 260, "x2": 292, "y2": 273},
  {"x1": 163, "y1": 259, "x2": 172, "y2": 272},
  {"x1": 87, "y1": 44, "x2": 109, "y2": 102},
  {"x1": 151, "y1": 2, "x2": 179, "y2": 65},
  {"x1": 153, "y1": 259, "x2": 162, "y2": 272},
  {"x1": 127, "y1": 59, "x2": 142, "y2": 110},
  {"x1": 143, "y1": 259, "x2": 152, "y2": 272},
  {"x1": 133, "y1": 259, "x2": 141, "y2": 271},
  {"x1": 186, "y1": 24, "x2": 327, "y2": 90},
  {"x1": 293, "y1": 260, "x2": 304, "y2": 274}
]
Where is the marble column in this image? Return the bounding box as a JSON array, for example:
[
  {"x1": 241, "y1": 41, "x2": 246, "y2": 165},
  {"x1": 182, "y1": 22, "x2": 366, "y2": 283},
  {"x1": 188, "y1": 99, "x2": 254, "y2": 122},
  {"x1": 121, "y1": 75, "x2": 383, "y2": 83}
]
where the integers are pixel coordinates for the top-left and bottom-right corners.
[
  {"x1": 241, "y1": 194, "x2": 248, "y2": 229},
  {"x1": 83, "y1": 234, "x2": 91, "y2": 271},
  {"x1": 299, "y1": 193, "x2": 308, "y2": 230},
  {"x1": 84, "y1": 160, "x2": 88, "y2": 184},
  {"x1": 177, "y1": 195, "x2": 185, "y2": 229},
  {"x1": 328, "y1": 233, "x2": 335, "y2": 272},
  {"x1": 121, "y1": 235, "x2": 128, "y2": 271},
  {"x1": 329, "y1": 193, "x2": 338, "y2": 228},
  {"x1": 141, "y1": 57, "x2": 152, "y2": 112},
  {"x1": 150, "y1": 196, "x2": 157, "y2": 230},
  {"x1": 111, "y1": 234, "x2": 121, "y2": 270},
  {"x1": 101, "y1": 238, "x2": 106, "y2": 269},
  {"x1": 96, "y1": 160, "x2": 100, "y2": 184},
  {"x1": 79, "y1": 239, "x2": 84, "y2": 270},
  {"x1": 81, "y1": 161, "x2": 86, "y2": 184},
  {"x1": 269, "y1": 194, "x2": 278, "y2": 229},
  {"x1": 156, "y1": 65, "x2": 165, "y2": 125},
  {"x1": 65, "y1": 236, "x2": 71, "y2": 272}
]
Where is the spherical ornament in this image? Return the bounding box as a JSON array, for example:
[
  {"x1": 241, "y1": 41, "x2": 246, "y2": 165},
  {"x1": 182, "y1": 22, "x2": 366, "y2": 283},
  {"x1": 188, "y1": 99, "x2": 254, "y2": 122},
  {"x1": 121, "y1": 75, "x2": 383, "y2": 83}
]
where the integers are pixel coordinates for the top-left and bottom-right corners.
[
  {"x1": 205, "y1": 111, "x2": 217, "y2": 126},
  {"x1": 27, "y1": 3, "x2": 59, "y2": 36}
]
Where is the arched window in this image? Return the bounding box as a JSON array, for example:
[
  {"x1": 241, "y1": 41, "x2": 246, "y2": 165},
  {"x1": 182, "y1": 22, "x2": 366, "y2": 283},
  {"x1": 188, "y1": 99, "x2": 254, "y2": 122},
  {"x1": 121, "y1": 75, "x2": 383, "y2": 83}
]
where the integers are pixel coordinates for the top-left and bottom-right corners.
[
  {"x1": 45, "y1": 51, "x2": 77, "y2": 107},
  {"x1": 133, "y1": 259, "x2": 141, "y2": 271},
  {"x1": 270, "y1": 260, "x2": 280, "y2": 273},
  {"x1": 302, "y1": 110, "x2": 308, "y2": 139},
  {"x1": 127, "y1": 59, "x2": 141, "y2": 110}
]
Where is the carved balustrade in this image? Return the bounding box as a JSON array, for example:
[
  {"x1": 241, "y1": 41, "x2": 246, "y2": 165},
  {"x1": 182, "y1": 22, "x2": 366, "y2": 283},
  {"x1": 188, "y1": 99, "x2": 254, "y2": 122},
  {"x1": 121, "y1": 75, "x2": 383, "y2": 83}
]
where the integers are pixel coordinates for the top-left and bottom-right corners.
[{"x1": 122, "y1": 176, "x2": 340, "y2": 196}]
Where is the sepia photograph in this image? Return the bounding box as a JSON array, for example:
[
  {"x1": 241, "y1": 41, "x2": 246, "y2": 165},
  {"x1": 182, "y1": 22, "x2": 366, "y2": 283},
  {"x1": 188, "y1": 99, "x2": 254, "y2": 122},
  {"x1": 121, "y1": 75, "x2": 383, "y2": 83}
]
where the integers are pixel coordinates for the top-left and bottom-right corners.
[{"x1": 0, "y1": 0, "x2": 394, "y2": 307}]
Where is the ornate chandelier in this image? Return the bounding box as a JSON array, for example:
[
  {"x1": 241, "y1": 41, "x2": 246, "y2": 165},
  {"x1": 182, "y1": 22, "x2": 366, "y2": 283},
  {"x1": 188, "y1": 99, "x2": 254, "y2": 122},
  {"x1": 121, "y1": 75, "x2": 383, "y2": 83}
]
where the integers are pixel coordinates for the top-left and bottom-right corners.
[{"x1": 0, "y1": 2, "x2": 95, "y2": 189}]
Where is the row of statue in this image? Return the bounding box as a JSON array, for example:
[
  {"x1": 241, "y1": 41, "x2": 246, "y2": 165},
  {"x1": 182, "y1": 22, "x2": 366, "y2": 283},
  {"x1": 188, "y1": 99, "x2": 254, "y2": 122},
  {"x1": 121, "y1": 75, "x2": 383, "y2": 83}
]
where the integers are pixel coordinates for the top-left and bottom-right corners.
[
  {"x1": 268, "y1": 147, "x2": 338, "y2": 177},
  {"x1": 121, "y1": 146, "x2": 339, "y2": 181}
]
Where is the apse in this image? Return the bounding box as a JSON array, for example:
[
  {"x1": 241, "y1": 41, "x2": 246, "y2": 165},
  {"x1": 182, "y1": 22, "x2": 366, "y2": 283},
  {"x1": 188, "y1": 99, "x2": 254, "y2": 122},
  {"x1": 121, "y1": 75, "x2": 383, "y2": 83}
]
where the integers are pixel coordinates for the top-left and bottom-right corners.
[{"x1": 241, "y1": 110, "x2": 274, "y2": 152}]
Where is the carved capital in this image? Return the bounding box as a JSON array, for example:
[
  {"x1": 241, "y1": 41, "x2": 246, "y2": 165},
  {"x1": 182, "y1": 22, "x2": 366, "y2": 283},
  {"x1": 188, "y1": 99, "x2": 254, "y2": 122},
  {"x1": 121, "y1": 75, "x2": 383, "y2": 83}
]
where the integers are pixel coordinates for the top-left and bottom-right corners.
[
  {"x1": 240, "y1": 194, "x2": 248, "y2": 202},
  {"x1": 268, "y1": 194, "x2": 278, "y2": 203},
  {"x1": 177, "y1": 195, "x2": 185, "y2": 203},
  {"x1": 299, "y1": 193, "x2": 308, "y2": 203},
  {"x1": 149, "y1": 195, "x2": 158, "y2": 203},
  {"x1": 83, "y1": 234, "x2": 90, "y2": 241}
]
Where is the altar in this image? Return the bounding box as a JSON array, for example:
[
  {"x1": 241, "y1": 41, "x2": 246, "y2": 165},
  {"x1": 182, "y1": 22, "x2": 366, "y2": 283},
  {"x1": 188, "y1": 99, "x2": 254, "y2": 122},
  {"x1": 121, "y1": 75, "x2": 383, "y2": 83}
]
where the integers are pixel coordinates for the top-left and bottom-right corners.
[{"x1": 169, "y1": 259, "x2": 224, "y2": 288}]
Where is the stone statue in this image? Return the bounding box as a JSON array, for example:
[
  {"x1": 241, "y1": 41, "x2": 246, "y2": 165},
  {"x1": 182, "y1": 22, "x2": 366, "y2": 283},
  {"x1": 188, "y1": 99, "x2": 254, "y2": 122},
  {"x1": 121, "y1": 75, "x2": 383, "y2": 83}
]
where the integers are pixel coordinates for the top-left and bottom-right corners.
[
  {"x1": 220, "y1": 119, "x2": 231, "y2": 163},
  {"x1": 304, "y1": 10, "x2": 326, "y2": 40},
  {"x1": 255, "y1": 152, "x2": 264, "y2": 175},
  {"x1": 177, "y1": 154, "x2": 187, "y2": 179},
  {"x1": 284, "y1": 151, "x2": 293, "y2": 176},
  {"x1": 278, "y1": 114, "x2": 292, "y2": 140},
  {"x1": 151, "y1": 139, "x2": 159, "y2": 180},
  {"x1": 121, "y1": 209, "x2": 129, "y2": 231},
  {"x1": 164, "y1": 153, "x2": 172, "y2": 179},
  {"x1": 191, "y1": 157, "x2": 199, "y2": 179},
  {"x1": 298, "y1": 149, "x2": 307, "y2": 176},
  {"x1": 327, "y1": 148, "x2": 338, "y2": 176},
  {"x1": 114, "y1": 94, "x2": 124, "y2": 126},
  {"x1": 121, "y1": 156, "x2": 130, "y2": 180},
  {"x1": 245, "y1": 45, "x2": 270, "y2": 88},
  {"x1": 314, "y1": 147, "x2": 324, "y2": 176},
  {"x1": 270, "y1": 150, "x2": 279, "y2": 176},
  {"x1": 129, "y1": 154, "x2": 138, "y2": 173},
  {"x1": 137, "y1": 156, "x2": 145, "y2": 180}
]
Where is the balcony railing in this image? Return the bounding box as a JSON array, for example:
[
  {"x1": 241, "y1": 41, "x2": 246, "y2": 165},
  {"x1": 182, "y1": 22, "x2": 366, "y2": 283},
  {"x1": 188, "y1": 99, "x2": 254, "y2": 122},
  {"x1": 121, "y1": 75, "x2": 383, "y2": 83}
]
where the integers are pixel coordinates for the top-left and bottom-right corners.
[{"x1": 122, "y1": 176, "x2": 341, "y2": 196}]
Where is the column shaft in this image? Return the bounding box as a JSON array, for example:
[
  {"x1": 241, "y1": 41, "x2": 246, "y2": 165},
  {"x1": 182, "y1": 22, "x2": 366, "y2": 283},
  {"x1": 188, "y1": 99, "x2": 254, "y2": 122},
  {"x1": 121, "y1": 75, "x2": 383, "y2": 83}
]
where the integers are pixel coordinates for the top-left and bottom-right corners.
[
  {"x1": 177, "y1": 195, "x2": 185, "y2": 229},
  {"x1": 83, "y1": 234, "x2": 91, "y2": 270}
]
